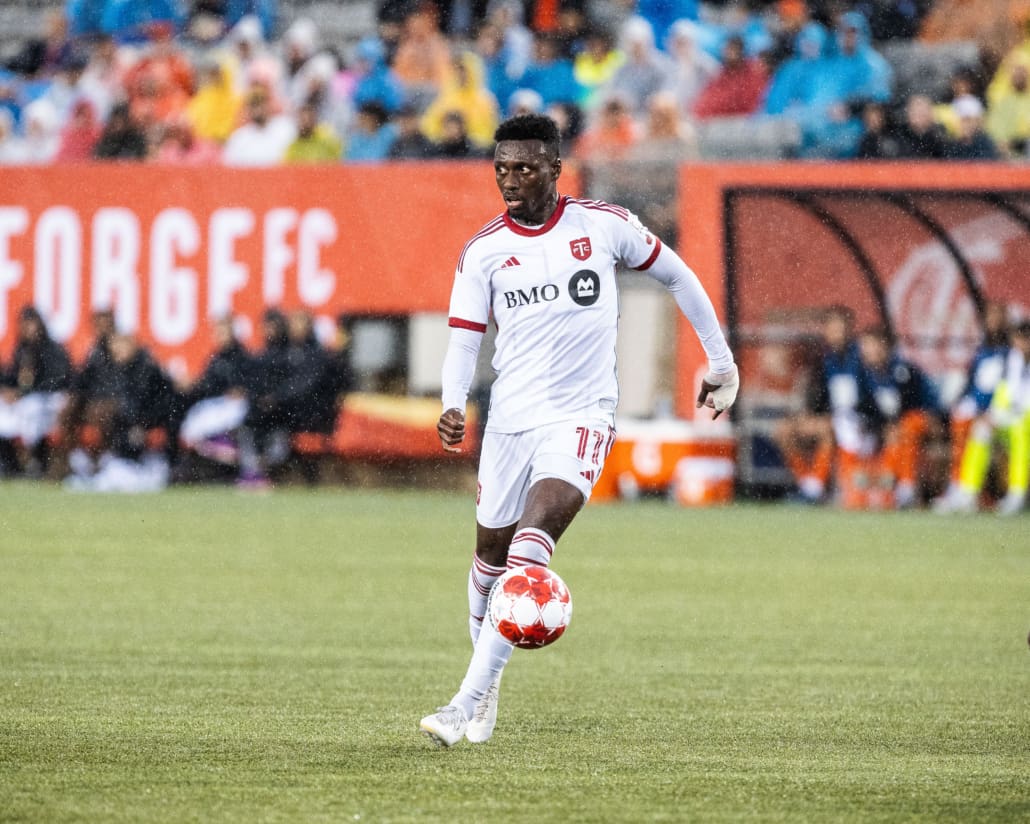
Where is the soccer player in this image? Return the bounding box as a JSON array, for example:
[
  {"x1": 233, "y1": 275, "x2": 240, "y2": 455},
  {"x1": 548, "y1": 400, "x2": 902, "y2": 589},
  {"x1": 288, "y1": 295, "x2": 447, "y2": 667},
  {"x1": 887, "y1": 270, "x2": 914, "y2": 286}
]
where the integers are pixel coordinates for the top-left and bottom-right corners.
[
  {"x1": 419, "y1": 114, "x2": 739, "y2": 747},
  {"x1": 854, "y1": 325, "x2": 942, "y2": 508},
  {"x1": 774, "y1": 305, "x2": 864, "y2": 504},
  {"x1": 932, "y1": 302, "x2": 1009, "y2": 512},
  {"x1": 938, "y1": 320, "x2": 1030, "y2": 516}
]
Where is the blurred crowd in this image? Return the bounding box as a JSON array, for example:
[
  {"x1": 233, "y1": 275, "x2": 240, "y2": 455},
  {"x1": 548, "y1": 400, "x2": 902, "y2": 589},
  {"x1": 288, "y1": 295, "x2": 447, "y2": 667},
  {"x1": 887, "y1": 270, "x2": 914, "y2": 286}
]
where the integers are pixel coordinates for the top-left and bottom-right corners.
[
  {"x1": 1, "y1": 0, "x2": 1030, "y2": 165},
  {"x1": 771, "y1": 303, "x2": 1030, "y2": 515},
  {"x1": 0, "y1": 305, "x2": 355, "y2": 490}
]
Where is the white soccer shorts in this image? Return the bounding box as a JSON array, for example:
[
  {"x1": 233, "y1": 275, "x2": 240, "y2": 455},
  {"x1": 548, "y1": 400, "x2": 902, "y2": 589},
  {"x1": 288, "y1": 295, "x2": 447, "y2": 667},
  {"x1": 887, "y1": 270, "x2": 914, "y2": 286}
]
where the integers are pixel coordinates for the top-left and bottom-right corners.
[{"x1": 476, "y1": 418, "x2": 616, "y2": 528}]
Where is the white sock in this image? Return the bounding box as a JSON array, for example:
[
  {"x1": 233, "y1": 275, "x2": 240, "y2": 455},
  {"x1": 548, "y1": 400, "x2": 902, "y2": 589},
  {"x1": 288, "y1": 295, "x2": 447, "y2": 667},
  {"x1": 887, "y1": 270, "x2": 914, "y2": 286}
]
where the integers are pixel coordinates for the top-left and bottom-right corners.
[
  {"x1": 450, "y1": 618, "x2": 514, "y2": 720},
  {"x1": 450, "y1": 528, "x2": 557, "y2": 719},
  {"x1": 506, "y1": 527, "x2": 555, "y2": 569},
  {"x1": 468, "y1": 554, "x2": 506, "y2": 645}
]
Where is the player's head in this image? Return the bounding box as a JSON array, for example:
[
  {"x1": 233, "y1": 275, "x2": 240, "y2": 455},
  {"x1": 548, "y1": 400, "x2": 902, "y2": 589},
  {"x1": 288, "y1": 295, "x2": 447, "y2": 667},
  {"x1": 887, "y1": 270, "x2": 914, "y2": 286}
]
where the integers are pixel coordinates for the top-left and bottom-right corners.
[
  {"x1": 493, "y1": 114, "x2": 562, "y2": 224},
  {"x1": 17, "y1": 305, "x2": 46, "y2": 343},
  {"x1": 858, "y1": 324, "x2": 892, "y2": 368},
  {"x1": 822, "y1": 304, "x2": 854, "y2": 351},
  {"x1": 1011, "y1": 319, "x2": 1030, "y2": 353},
  {"x1": 983, "y1": 301, "x2": 1009, "y2": 345}
]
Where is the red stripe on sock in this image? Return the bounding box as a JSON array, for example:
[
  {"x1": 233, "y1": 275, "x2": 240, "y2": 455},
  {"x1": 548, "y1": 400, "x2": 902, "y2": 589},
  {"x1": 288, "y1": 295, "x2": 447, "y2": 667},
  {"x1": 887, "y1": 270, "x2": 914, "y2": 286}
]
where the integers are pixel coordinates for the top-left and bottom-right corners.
[{"x1": 511, "y1": 531, "x2": 554, "y2": 557}]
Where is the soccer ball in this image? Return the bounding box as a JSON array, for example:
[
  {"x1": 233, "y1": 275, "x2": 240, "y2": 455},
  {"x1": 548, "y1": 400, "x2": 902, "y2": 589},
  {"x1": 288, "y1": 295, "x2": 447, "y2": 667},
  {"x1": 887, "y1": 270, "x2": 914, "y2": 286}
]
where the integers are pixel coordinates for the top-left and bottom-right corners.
[{"x1": 487, "y1": 565, "x2": 572, "y2": 649}]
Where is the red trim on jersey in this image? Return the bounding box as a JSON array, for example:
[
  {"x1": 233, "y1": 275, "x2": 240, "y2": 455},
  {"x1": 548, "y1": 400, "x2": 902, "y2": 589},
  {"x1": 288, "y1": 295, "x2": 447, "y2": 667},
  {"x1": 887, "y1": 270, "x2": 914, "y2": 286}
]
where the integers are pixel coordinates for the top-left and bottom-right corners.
[
  {"x1": 458, "y1": 216, "x2": 506, "y2": 272},
  {"x1": 449, "y1": 317, "x2": 488, "y2": 332},
  {"x1": 502, "y1": 195, "x2": 568, "y2": 236},
  {"x1": 632, "y1": 237, "x2": 663, "y2": 271},
  {"x1": 569, "y1": 197, "x2": 630, "y2": 220}
]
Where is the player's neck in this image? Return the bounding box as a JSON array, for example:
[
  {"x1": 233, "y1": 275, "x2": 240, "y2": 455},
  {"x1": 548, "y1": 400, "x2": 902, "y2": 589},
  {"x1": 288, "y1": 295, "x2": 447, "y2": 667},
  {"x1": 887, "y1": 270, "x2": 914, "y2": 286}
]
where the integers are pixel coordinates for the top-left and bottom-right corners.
[{"x1": 510, "y1": 194, "x2": 560, "y2": 228}]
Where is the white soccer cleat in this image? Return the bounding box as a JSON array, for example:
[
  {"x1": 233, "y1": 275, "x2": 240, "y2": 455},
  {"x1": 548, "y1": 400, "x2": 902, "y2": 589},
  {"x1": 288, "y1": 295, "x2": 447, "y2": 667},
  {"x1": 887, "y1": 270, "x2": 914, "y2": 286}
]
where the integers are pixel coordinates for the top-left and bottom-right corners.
[
  {"x1": 419, "y1": 705, "x2": 468, "y2": 748},
  {"x1": 996, "y1": 491, "x2": 1026, "y2": 517},
  {"x1": 466, "y1": 673, "x2": 503, "y2": 743},
  {"x1": 932, "y1": 487, "x2": 977, "y2": 514}
]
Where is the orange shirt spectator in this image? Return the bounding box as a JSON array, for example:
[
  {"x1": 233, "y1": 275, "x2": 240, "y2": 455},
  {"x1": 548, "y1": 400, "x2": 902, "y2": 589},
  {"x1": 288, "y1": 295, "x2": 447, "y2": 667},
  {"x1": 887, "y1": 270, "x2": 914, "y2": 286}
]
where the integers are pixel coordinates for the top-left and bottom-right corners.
[
  {"x1": 921, "y1": 0, "x2": 1029, "y2": 57},
  {"x1": 573, "y1": 94, "x2": 641, "y2": 162},
  {"x1": 123, "y1": 24, "x2": 195, "y2": 130},
  {"x1": 392, "y1": 2, "x2": 453, "y2": 104}
]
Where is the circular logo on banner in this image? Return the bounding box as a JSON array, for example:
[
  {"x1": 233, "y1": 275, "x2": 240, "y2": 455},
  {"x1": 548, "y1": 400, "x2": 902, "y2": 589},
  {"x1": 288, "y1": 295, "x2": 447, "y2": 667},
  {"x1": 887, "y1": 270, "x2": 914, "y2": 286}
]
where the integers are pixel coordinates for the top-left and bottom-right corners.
[{"x1": 568, "y1": 270, "x2": 600, "y2": 306}]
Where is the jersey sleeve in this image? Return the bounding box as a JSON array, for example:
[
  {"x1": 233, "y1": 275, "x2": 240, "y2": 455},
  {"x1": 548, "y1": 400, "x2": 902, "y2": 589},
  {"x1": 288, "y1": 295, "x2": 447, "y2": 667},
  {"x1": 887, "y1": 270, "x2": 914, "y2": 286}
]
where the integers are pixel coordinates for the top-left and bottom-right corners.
[
  {"x1": 607, "y1": 207, "x2": 663, "y2": 271},
  {"x1": 447, "y1": 242, "x2": 491, "y2": 333}
]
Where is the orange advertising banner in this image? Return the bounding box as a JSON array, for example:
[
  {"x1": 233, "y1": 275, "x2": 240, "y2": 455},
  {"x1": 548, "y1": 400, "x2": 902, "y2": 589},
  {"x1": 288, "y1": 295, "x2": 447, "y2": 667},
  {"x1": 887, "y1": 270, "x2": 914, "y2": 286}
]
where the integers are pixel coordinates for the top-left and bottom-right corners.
[
  {"x1": 0, "y1": 162, "x2": 539, "y2": 375},
  {"x1": 676, "y1": 162, "x2": 1030, "y2": 420}
]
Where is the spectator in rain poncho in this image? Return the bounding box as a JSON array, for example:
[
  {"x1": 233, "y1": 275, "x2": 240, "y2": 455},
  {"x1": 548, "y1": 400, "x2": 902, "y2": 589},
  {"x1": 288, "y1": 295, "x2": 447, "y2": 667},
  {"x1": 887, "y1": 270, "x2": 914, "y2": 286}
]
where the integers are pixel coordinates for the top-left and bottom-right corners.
[
  {"x1": 0, "y1": 109, "x2": 31, "y2": 164},
  {"x1": 187, "y1": 58, "x2": 241, "y2": 144},
  {"x1": 100, "y1": 0, "x2": 186, "y2": 42},
  {"x1": 420, "y1": 51, "x2": 500, "y2": 149},
  {"x1": 485, "y1": 0, "x2": 533, "y2": 85},
  {"x1": 634, "y1": 0, "x2": 698, "y2": 52},
  {"x1": 985, "y1": 56, "x2": 1030, "y2": 156},
  {"x1": 519, "y1": 32, "x2": 583, "y2": 108},
  {"x1": 78, "y1": 34, "x2": 126, "y2": 122},
  {"x1": 602, "y1": 17, "x2": 673, "y2": 117},
  {"x1": 344, "y1": 100, "x2": 396, "y2": 162},
  {"x1": 352, "y1": 37, "x2": 405, "y2": 114},
  {"x1": 572, "y1": 27, "x2": 624, "y2": 112},
  {"x1": 507, "y1": 88, "x2": 544, "y2": 118},
  {"x1": 281, "y1": 18, "x2": 320, "y2": 106},
  {"x1": 0, "y1": 70, "x2": 21, "y2": 132},
  {"x1": 16, "y1": 98, "x2": 61, "y2": 163},
  {"x1": 796, "y1": 11, "x2": 892, "y2": 158},
  {"x1": 763, "y1": 22, "x2": 829, "y2": 118},
  {"x1": 221, "y1": 0, "x2": 277, "y2": 41},
  {"x1": 223, "y1": 15, "x2": 281, "y2": 97},
  {"x1": 666, "y1": 20, "x2": 718, "y2": 116},
  {"x1": 474, "y1": 22, "x2": 520, "y2": 113},
  {"x1": 293, "y1": 52, "x2": 353, "y2": 139}
]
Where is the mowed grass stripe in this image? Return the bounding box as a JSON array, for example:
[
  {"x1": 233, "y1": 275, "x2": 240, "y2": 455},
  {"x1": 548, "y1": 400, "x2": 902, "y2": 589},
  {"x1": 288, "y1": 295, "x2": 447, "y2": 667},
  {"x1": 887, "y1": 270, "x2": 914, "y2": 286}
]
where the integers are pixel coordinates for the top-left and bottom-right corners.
[{"x1": 1, "y1": 484, "x2": 1027, "y2": 823}]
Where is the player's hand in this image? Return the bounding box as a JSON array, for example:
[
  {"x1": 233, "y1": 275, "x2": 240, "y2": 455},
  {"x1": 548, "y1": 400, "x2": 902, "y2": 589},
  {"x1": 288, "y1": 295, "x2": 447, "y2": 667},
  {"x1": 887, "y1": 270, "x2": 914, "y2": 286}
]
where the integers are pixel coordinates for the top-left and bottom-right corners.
[
  {"x1": 437, "y1": 407, "x2": 466, "y2": 453},
  {"x1": 696, "y1": 364, "x2": 739, "y2": 419}
]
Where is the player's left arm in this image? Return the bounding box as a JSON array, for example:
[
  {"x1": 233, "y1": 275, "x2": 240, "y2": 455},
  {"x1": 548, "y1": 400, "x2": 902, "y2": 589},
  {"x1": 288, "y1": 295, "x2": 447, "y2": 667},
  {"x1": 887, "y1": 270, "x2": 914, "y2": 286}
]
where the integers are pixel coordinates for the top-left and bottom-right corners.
[{"x1": 633, "y1": 239, "x2": 738, "y2": 417}]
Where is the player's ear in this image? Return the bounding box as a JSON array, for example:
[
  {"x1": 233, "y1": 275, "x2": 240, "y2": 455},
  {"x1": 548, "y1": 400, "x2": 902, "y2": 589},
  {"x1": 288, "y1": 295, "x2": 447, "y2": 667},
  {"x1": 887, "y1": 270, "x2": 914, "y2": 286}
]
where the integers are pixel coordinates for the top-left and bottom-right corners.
[{"x1": 552, "y1": 156, "x2": 562, "y2": 179}]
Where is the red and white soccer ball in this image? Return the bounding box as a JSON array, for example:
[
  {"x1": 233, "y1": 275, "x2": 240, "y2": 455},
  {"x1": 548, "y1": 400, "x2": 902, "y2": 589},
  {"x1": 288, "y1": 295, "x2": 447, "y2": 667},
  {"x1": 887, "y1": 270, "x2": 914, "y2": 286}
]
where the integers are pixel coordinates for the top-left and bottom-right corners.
[{"x1": 487, "y1": 565, "x2": 572, "y2": 649}]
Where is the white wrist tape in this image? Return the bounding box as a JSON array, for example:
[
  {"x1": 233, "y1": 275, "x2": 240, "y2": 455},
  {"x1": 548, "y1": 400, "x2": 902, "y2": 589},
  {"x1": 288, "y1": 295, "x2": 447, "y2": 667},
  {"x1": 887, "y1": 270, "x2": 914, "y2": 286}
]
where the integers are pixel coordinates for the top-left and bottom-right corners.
[{"x1": 702, "y1": 364, "x2": 739, "y2": 412}]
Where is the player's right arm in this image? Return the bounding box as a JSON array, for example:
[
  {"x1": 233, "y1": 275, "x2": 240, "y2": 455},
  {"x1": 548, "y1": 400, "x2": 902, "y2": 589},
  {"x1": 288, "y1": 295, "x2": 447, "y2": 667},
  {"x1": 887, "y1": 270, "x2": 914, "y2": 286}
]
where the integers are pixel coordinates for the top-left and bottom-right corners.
[
  {"x1": 439, "y1": 327, "x2": 483, "y2": 452},
  {"x1": 439, "y1": 238, "x2": 492, "y2": 452}
]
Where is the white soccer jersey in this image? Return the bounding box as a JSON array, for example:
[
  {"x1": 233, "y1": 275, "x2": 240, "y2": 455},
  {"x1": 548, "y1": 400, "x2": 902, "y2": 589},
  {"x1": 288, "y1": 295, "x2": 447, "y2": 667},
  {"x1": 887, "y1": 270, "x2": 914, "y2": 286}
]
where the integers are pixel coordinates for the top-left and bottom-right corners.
[{"x1": 447, "y1": 195, "x2": 664, "y2": 433}]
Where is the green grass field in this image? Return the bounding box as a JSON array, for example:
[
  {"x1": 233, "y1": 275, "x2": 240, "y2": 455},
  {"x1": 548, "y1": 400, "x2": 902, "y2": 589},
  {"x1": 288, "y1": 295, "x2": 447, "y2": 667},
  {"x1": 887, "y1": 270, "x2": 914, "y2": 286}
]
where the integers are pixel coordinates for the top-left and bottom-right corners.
[{"x1": 1, "y1": 483, "x2": 1028, "y2": 823}]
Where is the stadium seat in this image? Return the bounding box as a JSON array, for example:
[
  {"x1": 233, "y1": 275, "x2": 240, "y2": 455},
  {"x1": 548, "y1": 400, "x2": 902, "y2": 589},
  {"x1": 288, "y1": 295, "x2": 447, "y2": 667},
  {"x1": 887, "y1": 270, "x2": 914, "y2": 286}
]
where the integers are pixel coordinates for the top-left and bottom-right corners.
[
  {"x1": 695, "y1": 116, "x2": 802, "y2": 161},
  {"x1": 881, "y1": 40, "x2": 981, "y2": 102}
]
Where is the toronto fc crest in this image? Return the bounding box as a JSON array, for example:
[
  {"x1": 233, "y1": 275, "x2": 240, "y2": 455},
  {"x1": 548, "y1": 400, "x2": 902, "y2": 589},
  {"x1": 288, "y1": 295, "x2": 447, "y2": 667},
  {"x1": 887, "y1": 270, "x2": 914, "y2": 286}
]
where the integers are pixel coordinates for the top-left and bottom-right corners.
[{"x1": 570, "y1": 237, "x2": 592, "y2": 260}]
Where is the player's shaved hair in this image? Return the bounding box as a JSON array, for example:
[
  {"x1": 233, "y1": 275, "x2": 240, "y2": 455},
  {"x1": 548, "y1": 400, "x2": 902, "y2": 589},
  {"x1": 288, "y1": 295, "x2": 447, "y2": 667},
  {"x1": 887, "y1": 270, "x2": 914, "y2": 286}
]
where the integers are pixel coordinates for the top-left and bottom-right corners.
[{"x1": 494, "y1": 114, "x2": 561, "y2": 158}]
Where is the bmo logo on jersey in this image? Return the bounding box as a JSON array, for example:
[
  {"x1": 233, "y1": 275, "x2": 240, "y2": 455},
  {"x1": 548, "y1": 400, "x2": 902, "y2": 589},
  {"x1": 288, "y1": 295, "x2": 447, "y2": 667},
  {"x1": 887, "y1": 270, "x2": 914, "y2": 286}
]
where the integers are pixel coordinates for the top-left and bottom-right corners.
[
  {"x1": 502, "y1": 283, "x2": 561, "y2": 308},
  {"x1": 569, "y1": 270, "x2": 600, "y2": 307}
]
